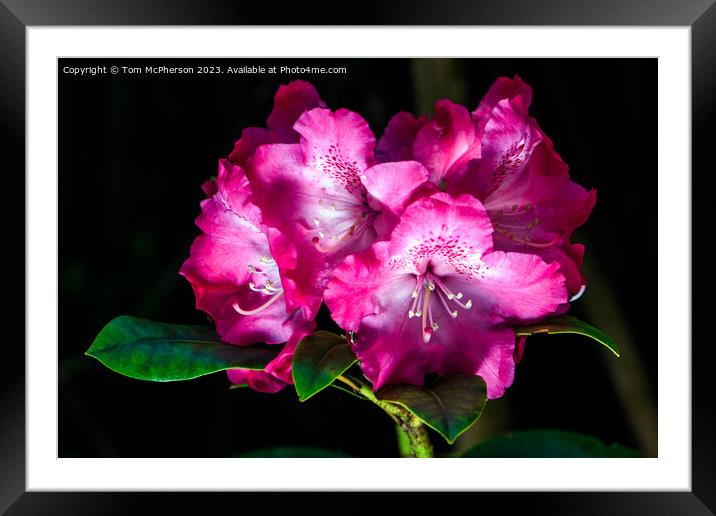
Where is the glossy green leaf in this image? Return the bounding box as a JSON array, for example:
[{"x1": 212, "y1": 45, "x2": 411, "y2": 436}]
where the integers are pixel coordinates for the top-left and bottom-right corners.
[
  {"x1": 292, "y1": 331, "x2": 357, "y2": 401},
  {"x1": 235, "y1": 447, "x2": 350, "y2": 458},
  {"x1": 86, "y1": 316, "x2": 277, "y2": 381},
  {"x1": 377, "y1": 375, "x2": 488, "y2": 444},
  {"x1": 461, "y1": 429, "x2": 641, "y2": 457},
  {"x1": 515, "y1": 315, "x2": 620, "y2": 356}
]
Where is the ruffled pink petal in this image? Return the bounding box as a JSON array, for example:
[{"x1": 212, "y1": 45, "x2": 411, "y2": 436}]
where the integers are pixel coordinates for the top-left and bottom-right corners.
[
  {"x1": 446, "y1": 250, "x2": 567, "y2": 326},
  {"x1": 228, "y1": 127, "x2": 275, "y2": 169},
  {"x1": 228, "y1": 81, "x2": 324, "y2": 167},
  {"x1": 227, "y1": 368, "x2": 287, "y2": 393},
  {"x1": 375, "y1": 111, "x2": 427, "y2": 162},
  {"x1": 413, "y1": 100, "x2": 480, "y2": 185},
  {"x1": 325, "y1": 241, "x2": 393, "y2": 332},
  {"x1": 472, "y1": 75, "x2": 532, "y2": 137},
  {"x1": 210, "y1": 159, "x2": 263, "y2": 228},
  {"x1": 361, "y1": 160, "x2": 431, "y2": 240},
  {"x1": 226, "y1": 319, "x2": 316, "y2": 393},
  {"x1": 266, "y1": 80, "x2": 326, "y2": 141},
  {"x1": 456, "y1": 99, "x2": 543, "y2": 201},
  {"x1": 387, "y1": 193, "x2": 495, "y2": 277},
  {"x1": 432, "y1": 324, "x2": 517, "y2": 400},
  {"x1": 487, "y1": 185, "x2": 595, "y2": 299},
  {"x1": 294, "y1": 107, "x2": 376, "y2": 195}
]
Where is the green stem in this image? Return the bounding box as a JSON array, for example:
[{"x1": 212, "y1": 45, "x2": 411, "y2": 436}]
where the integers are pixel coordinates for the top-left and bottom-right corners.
[
  {"x1": 395, "y1": 425, "x2": 413, "y2": 458},
  {"x1": 337, "y1": 375, "x2": 435, "y2": 458}
]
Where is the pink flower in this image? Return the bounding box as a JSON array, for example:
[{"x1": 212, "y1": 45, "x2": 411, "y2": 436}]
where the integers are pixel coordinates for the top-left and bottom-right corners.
[
  {"x1": 247, "y1": 107, "x2": 431, "y2": 319},
  {"x1": 180, "y1": 159, "x2": 315, "y2": 392},
  {"x1": 324, "y1": 193, "x2": 567, "y2": 399},
  {"x1": 454, "y1": 76, "x2": 596, "y2": 296},
  {"x1": 228, "y1": 80, "x2": 326, "y2": 169},
  {"x1": 377, "y1": 76, "x2": 596, "y2": 296}
]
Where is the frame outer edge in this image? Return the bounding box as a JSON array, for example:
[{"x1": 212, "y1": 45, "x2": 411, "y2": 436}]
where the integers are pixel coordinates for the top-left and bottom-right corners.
[{"x1": 691, "y1": 1, "x2": 716, "y2": 513}]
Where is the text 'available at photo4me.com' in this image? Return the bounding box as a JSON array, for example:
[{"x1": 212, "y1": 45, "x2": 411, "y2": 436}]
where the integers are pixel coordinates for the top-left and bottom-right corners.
[{"x1": 61, "y1": 63, "x2": 349, "y2": 77}]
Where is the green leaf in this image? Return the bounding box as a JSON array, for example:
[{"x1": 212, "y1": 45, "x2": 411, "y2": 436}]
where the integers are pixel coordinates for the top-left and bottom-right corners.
[
  {"x1": 515, "y1": 315, "x2": 620, "y2": 357},
  {"x1": 377, "y1": 375, "x2": 488, "y2": 444},
  {"x1": 234, "y1": 447, "x2": 350, "y2": 458},
  {"x1": 86, "y1": 316, "x2": 278, "y2": 381},
  {"x1": 292, "y1": 331, "x2": 357, "y2": 401},
  {"x1": 461, "y1": 429, "x2": 641, "y2": 457}
]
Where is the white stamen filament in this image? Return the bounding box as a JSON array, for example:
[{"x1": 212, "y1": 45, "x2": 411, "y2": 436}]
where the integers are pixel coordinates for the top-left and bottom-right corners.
[
  {"x1": 408, "y1": 277, "x2": 421, "y2": 318},
  {"x1": 414, "y1": 284, "x2": 424, "y2": 318},
  {"x1": 436, "y1": 288, "x2": 458, "y2": 318},
  {"x1": 233, "y1": 289, "x2": 284, "y2": 316},
  {"x1": 570, "y1": 284, "x2": 587, "y2": 302}
]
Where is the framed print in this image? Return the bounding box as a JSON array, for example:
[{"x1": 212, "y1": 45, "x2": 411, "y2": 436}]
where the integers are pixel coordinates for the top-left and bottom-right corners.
[{"x1": 3, "y1": 0, "x2": 713, "y2": 513}]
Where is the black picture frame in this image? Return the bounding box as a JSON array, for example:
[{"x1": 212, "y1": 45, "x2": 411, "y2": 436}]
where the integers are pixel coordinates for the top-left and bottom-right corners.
[{"x1": 2, "y1": 1, "x2": 712, "y2": 514}]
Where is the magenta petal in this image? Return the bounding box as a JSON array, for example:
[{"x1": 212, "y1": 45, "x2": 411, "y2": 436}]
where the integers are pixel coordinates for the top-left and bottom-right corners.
[
  {"x1": 350, "y1": 271, "x2": 430, "y2": 390},
  {"x1": 264, "y1": 319, "x2": 315, "y2": 383},
  {"x1": 450, "y1": 250, "x2": 567, "y2": 325},
  {"x1": 514, "y1": 335, "x2": 527, "y2": 363},
  {"x1": 226, "y1": 368, "x2": 286, "y2": 393},
  {"x1": 537, "y1": 245, "x2": 585, "y2": 300},
  {"x1": 413, "y1": 100, "x2": 480, "y2": 185},
  {"x1": 435, "y1": 325, "x2": 517, "y2": 400},
  {"x1": 226, "y1": 318, "x2": 316, "y2": 393},
  {"x1": 375, "y1": 111, "x2": 427, "y2": 162},
  {"x1": 362, "y1": 161, "x2": 430, "y2": 240},
  {"x1": 388, "y1": 193, "x2": 495, "y2": 276},
  {"x1": 325, "y1": 241, "x2": 393, "y2": 332},
  {"x1": 228, "y1": 127, "x2": 274, "y2": 169},
  {"x1": 266, "y1": 80, "x2": 326, "y2": 141},
  {"x1": 459, "y1": 100, "x2": 543, "y2": 200},
  {"x1": 294, "y1": 107, "x2": 376, "y2": 193},
  {"x1": 228, "y1": 81, "x2": 324, "y2": 167},
  {"x1": 201, "y1": 178, "x2": 217, "y2": 197},
  {"x1": 472, "y1": 75, "x2": 532, "y2": 136}
]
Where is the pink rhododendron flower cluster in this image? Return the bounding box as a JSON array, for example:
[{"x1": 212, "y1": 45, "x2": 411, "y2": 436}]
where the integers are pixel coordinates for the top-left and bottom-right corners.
[{"x1": 181, "y1": 77, "x2": 596, "y2": 398}]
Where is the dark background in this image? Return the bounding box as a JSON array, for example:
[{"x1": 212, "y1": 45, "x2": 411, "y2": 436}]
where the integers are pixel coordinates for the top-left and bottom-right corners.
[{"x1": 58, "y1": 57, "x2": 657, "y2": 458}]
